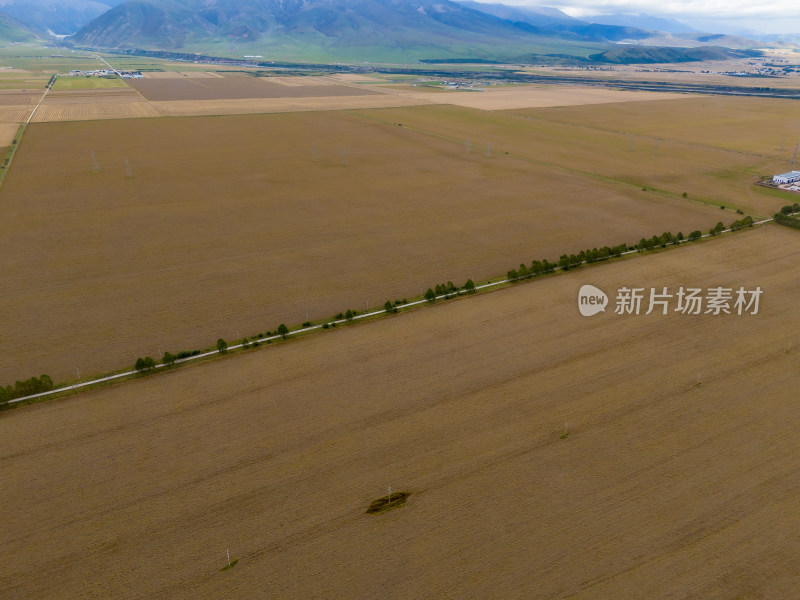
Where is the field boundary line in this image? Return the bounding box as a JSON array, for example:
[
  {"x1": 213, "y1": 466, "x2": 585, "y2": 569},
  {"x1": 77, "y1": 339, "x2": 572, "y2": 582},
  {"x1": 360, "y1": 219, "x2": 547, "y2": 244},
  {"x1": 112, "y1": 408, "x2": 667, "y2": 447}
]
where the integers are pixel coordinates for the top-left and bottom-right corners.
[{"x1": 0, "y1": 217, "x2": 779, "y2": 408}]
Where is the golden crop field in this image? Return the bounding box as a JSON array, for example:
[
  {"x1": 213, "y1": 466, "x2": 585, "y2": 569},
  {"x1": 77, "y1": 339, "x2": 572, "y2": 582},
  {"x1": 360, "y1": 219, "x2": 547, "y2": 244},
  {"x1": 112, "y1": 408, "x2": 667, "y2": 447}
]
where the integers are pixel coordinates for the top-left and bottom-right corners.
[
  {"x1": 0, "y1": 109, "x2": 725, "y2": 383},
  {"x1": 2, "y1": 226, "x2": 799, "y2": 599}
]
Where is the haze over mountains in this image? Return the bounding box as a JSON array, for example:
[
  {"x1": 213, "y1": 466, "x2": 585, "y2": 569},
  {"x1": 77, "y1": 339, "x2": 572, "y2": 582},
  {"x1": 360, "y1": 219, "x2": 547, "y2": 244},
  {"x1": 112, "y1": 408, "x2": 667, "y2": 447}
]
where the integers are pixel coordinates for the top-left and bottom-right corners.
[
  {"x1": 0, "y1": 0, "x2": 773, "y2": 64},
  {"x1": 0, "y1": 0, "x2": 125, "y2": 35}
]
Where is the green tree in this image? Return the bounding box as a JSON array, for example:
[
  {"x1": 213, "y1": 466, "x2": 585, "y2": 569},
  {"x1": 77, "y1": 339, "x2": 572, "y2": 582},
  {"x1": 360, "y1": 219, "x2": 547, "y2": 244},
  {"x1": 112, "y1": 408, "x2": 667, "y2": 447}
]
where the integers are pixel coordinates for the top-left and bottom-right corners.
[
  {"x1": 384, "y1": 300, "x2": 396, "y2": 314},
  {"x1": 217, "y1": 338, "x2": 228, "y2": 353},
  {"x1": 277, "y1": 324, "x2": 289, "y2": 339},
  {"x1": 39, "y1": 374, "x2": 54, "y2": 391},
  {"x1": 162, "y1": 351, "x2": 176, "y2": 367},
  {"x1": 345, "y1": 309, "x2": 354, "y2": 321},
  {"x1": 425, "y1": 288, "x2": 436, "y2": 302},
  {"x1": 464, "y1": 278, "x2": 475, "y2": 293},
  {"x1": 688, "y1": 230, "x2": 702, "y2": 241}
]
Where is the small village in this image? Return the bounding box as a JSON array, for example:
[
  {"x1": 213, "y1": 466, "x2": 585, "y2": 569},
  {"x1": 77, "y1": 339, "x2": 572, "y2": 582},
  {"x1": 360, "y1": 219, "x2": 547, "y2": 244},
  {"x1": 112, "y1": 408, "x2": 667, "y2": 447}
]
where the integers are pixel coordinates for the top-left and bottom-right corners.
[{"x1": 67, "y1": 68, "x2": 144, "y2": 79}]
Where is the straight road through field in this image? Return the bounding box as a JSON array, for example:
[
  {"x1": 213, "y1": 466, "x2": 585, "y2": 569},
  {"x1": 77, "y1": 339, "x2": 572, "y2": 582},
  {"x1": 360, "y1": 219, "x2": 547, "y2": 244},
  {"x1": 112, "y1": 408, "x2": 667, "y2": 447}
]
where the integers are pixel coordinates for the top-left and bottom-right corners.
[{"x1": 2, "y1": 218, "x2": 777, "y2": 408}]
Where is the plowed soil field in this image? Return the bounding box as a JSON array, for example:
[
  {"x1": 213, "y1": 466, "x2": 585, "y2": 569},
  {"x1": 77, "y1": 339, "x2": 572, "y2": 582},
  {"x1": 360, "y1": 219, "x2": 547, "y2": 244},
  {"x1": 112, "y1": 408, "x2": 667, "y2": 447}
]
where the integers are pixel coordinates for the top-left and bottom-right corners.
[
  {"x1": 2, "y1": 226, "x2": 799, "y2": 599},
  {"x1": 0, "y1": 109, "x2": 723, "y2": 383}
]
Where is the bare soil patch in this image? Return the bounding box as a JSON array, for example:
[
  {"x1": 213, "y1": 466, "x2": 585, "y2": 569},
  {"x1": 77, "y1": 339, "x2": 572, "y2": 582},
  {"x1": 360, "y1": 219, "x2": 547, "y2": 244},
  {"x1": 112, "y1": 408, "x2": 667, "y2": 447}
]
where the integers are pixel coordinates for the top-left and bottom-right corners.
[
  {"x1": 1, "y1": 226, "x2": 799, "y2": 599},
  {"x1": 0, "y1": 109, "x2": 722, "y2": 382}
]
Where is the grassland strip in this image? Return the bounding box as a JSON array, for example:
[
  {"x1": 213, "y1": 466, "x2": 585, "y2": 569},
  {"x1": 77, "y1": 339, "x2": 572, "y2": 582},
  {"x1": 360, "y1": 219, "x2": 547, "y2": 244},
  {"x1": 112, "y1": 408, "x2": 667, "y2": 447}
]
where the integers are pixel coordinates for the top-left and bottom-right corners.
[{"x1": 2, "y1": 217, "x2": 776, "y2": 409}]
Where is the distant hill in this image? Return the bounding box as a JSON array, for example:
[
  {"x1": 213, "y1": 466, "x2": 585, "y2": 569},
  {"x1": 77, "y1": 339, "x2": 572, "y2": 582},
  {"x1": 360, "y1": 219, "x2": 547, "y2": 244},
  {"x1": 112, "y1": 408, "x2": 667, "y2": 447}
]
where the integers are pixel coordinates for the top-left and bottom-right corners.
[
  {"x1": 0, "y1": 10, "x2": 42, "y2": 42},
  {"x1": 456, "y1": 2, "x2": 577, "y2": 28},
  {"x1": 0, "y1": 0, "x2": 119, "y2": 36},
  {"x1": 591, "y1": 45, "x2": 762, "y2": 64},
  {"x1": 69, "y1": 0, "x2": 614, "y2": 62},
  {"x1": 68, "y1": 0, "x2": 764, "y2": 65},
  {"x1": 460, "y1": 1, "x2": 656, "y2": 43},
  {"x1": 584, "y1": 13, "x2": 696, "y2": 34}
]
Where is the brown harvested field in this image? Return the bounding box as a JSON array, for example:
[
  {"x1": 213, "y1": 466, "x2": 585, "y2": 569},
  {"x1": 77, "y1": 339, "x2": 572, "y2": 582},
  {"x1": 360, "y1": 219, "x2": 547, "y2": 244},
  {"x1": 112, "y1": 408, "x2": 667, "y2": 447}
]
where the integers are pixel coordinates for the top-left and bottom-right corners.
[
  {"x1": 0, "y1": 91, "x2": 37, "y2": 106},
  {"x1": 507, "y1": 95, "x2": 800, "y2": 156},
  {"x1": 2, "y1": 226, "x2": 800, "y2": 599},
  {"x1": 141, "y1": 71, "x2": 226, "y2": 79},
  {"x1": 150, "y1": 93, "x2": 428, "y2": 116},
  {"x1": 42, "y1": 89, "x2": 144, "y2": 104},
  {"x1": 25, "y1": 88, "x2": 162, "y2": 122},
  {"x1": 31, "y1": 102, "x2": 162, "y2": 122},
  {"x1": 390, "y1": 84, "x2": 691, "y2": 110},
  {"x1": 373, "y1": 102, "x2": 794, "y2": 216},
  {"x1": 0, "y1": 107, "x2": 30, "y2": 122},
  {"x1": 129, "y1": 76, "x2": 382, "y2": 101},
  {"x1": 0, "y1": 109, "x2": 724, "y2": 383},
  {"x1": 0, "y1": 122, "x2": 19, "y2": 145}
]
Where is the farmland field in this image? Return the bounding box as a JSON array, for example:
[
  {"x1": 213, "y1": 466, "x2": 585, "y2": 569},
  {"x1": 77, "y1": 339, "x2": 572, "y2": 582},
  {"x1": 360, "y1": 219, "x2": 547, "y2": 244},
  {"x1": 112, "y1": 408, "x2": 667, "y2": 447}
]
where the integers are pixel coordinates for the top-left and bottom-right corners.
[
  {"x1": 2, "y1": 226, "x2": 800, "y2": 598},
  {"x1": 129, "y1": 75, "x2": 382, "y2": 101},
  {"x1": 149, "y1": 93, "x2": 427, "y2": 116},
  {"x1": 50, "y1": 76, "x2": 131, "y2": 91},
  {"x1": 388, "y1": 84, "x2": 691, "y2": 110},
  {"x1": 374, "y1": 102, "x2": 795, "y2": 216},
  {"x1": 0, "y1": 108, "x2": 725, "y2": 383},
  {"x1": 507, "y1": 95, "x2": 800, "y2": 157}
]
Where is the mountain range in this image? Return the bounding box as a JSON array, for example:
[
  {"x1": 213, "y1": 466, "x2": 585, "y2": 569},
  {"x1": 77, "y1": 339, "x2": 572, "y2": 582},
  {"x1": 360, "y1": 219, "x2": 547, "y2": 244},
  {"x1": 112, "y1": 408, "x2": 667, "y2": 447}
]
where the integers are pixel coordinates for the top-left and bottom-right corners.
[
  {"x1": 0, "y1": 0, "x2": 125, "y2": 36},
  {"x1": 0, "y1": 0, "x2": 766, "y2": 65}
]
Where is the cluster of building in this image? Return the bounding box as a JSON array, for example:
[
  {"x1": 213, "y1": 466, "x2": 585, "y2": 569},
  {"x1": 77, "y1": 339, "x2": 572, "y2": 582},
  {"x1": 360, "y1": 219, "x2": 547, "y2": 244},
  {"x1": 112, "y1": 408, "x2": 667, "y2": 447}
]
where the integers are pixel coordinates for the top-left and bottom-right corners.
[
  {"x1": 772, "y1": 170, "x2": 800, "y2": 192},
  {"x1": 773, "y1": 171, "x2": 800, "y2": 185},
  {"x1": 67, "y1": 69, "x2": 144, "y2": 79}
]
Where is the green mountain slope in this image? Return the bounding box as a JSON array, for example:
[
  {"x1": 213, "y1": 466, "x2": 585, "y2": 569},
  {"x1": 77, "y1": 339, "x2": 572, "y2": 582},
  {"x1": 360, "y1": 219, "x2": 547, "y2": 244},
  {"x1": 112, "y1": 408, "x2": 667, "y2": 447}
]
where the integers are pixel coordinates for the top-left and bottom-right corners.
[
  {"x1": 0, "y1": 10, "x2": 42, "y2": 42},
  {"x1": 69, "y1": 0, "x2": 608, "y2": 63}
]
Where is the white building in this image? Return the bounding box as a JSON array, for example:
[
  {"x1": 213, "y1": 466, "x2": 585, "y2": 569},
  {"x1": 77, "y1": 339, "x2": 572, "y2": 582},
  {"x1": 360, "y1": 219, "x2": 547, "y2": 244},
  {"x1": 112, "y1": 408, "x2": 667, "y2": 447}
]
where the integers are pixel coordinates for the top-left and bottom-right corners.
[{"x1": 773, "y1": 171, "x2": 800, "y2": 185}]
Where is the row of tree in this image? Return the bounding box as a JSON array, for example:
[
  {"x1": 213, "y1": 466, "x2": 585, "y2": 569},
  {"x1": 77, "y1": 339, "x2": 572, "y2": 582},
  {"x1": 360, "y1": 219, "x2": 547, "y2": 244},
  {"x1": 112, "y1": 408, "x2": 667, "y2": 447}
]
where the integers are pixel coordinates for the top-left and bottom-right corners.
[
  {"x1": 508, "y1": 220, "x2": 752, "y2": 282},
  {"x1": 774, "y1": 212, "x2": 800, "y2": 229},
  {"x1": 128, "y1": 217, "x2": 758, "y2": 377},
  {"x1": 780, "y1": 203, "x2": 800, "y2": 215},
  {"x1": 424, "y1": 279, "x2": 476, "y2": 302},
  {"x1": 0, "y1": 374, "x2": 54, "y2": 404}
]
